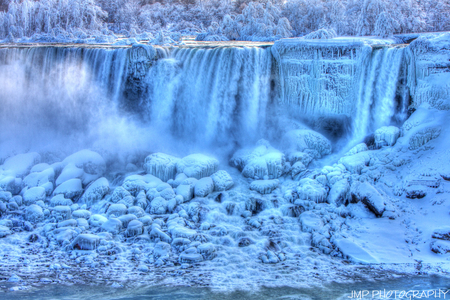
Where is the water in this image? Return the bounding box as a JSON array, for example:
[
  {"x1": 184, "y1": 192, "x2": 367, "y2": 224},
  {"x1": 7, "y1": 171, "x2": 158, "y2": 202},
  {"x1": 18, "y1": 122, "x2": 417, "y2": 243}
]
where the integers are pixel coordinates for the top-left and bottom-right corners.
[{"x1": 3, "y1": 275, "x2": 450, "y2": 300}]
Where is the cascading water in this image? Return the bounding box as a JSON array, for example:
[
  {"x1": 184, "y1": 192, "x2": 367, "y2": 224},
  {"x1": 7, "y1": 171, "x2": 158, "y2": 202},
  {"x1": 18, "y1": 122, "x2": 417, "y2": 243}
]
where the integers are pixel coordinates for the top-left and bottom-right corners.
[
  {"x1": 0, "y1": 43, "x2": 408, "y2": 158},
  {"x1": 146, "y1": 47, "x2": 272, "y2": 148},
  {"x1": 352, "y1": 46, "x2": 406, "y2": 144}
]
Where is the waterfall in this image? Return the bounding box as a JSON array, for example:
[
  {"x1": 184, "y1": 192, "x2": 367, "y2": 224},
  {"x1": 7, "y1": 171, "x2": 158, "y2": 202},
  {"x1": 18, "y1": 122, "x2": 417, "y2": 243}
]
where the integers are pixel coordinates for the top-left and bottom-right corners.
[
  {"x1": 0, "y1": 43, "x2": 408, "y2": 156},
  {"x1": 351, "y1": 46, "x2": 406, "y2": 144},
  {"x1": 146, "y1": 47, "x2": 272, "y2": 148}
]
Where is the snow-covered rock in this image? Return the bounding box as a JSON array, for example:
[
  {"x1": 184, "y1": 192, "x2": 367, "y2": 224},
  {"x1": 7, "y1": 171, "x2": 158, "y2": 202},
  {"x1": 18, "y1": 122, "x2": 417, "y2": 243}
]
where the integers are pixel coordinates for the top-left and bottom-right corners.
[
  {"x1": 344, "y1": 143, "x2": 368, "y2": 156},
  {"x1": 282, "y1": 129, "x2": 332, "y2": 159},
  {"x1": 339, "y1": 152, "x2": 371, "y2": 174},
  {"x1": 26, "y1": 204, "x2": 44, "y2": 223},
  {"x1": 81, "y1": 177, "x2": 110, "y2": 205},
  {"x1": 327, "y1": 179, "x2": 350, "y2": 205},
  {"x1": 297, "y1": 178, "x2": 327, "y2": 203},
  {"x1": 23, "y1": 187, "x2": 46, "y2": 205},
  {"x1": 250, "y1": 179, "x2": 279, "y2": 194},
  {"x1": 61, "y1": 150, "x2": 106, "y2": 184},
  {"x1": 176, "y1": 184, "x2": 194, "y2": 202},
  {"x1": 409, "y1": 126, "x2": 441, "y2": 150},
  {"x1": 230, "y1": 140, "x2": 287, "y2": 179},
  {"x1": 53, "y1": 179, "x2": 83, "y2": 200},
  {"x1": 350, "y1": 181, "x2": 386, "y2": 217},
  {"x1": 1, "y1": 152, "x2": 41, "y2": 177},
  {"x1": 23, "y1": 167, "x2": 55, "y2": 188},
  {"x1": 432, "y1": 227, "x2": 450, "y2": 241},
  {"x1": 0, "y1": 225, "x2": 11, "y2": 238},
  {"x1": 194, "y1": 177, "x2": 214, "y2": 197},
  {"x1": 149, "y1": 197, "x2": 168, "y2": 214},
  {"x1": 299, "y1": 211, "x2": 323, "y2": 232},
  {"x1": 176, "y1": 154, "x2": 219, "y2": 179},
  {"x1": 210, "y1": 170, "x2": 233, "y2": 191},
  {"x1": 125, "y1": 220, "x2": 144, "y2": 237},
  {"x1": 431, "y1": 240, "x2": 450, "y2": 254},
  {"x1": 70, "y1": 234, "x2": 100, "y2": 250},
  {"x1": 374, "y1": 126, "x2": 401, "y2": 148},
  {"x1": 107, "y1": 204, "x2": 127, "y2": 217},
  {"x1": 144, "y1": 153, "x2": 179, "y2": 182}
]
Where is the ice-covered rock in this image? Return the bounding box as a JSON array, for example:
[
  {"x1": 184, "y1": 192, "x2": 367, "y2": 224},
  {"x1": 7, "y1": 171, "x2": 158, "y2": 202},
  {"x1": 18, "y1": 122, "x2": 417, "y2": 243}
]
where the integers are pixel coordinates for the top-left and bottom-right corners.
[
  {"x1": 49, "y1": 194, "x2": 73, "y2": 207},
  {"x1": 149, "y1": 197, "x2": 168, "y2": 214},
  {"x1": 210, "y1": 170, "x2": 233, "y2": 191},
  {"x1": 176, "y1": 154, "x2": 219, "y2": 179},
  {"x1": 339, "y1": 152, "x2": 371, "y2": 174},
  {"x1": 198, "y1": 243, "x2": 216, "y2": 260},
  {"x1": 125, "y1": 220, "x2": 144, "y2": 237},
  {"x1": 297, "y1": 178, "x2": 327, "y2": 203},
  {"x1": 287, "y1": 152, "x2": 313, "y2": 167},
  {"x1": 101, "y1": 218, "x2": 123, "y2": 234},
  {"x1": 159, "y1": 187, "x2": 176, "y2": 200},
  {"x1": 299, "y1": 211, "x2": 323, "y2": 232},
  {"x1": 56, "y1": 163, "x2": 84, "y2": 186},
  {"x1": 350, "y1": 181, "x2": 386, "y2": 217},
  {"x1": 431, "y1": 240, "x2": 450, "y2": 254},
  {"x1": 72, "y1": 209, "x2": 91, "y2": 219},
  {"x1": 404, "y1": 185, "x2": 427, "y2": 199},
  {"x1": 53, "y1": 179, "x2": 83, "y2": 200},
  {"x1": 344, "y1": 143, "x2": 368, "y2": 156},
  {"x1": 0, "y1": 225, "x2": 11, "y2": 238},
  {"x1": 61, "y1": 150, "x2": 106, "y2": 184},
  {"x1": 153, "y1": 241, "x2": 171, "y2": 261},
  {"x1": 107, "y1": 204, "x2": 127, "y2": 217},
  {"x1": 144, "y1": 153, "x2": 179, "y2": 182},
  {"x1": 128, "y1": 206, "x2": 145, "y2": 218},
  {"x1": 176, "y1": 184, "x2": 194, "y2": 202},
  {"x1": 23, "y1": 168, "x2": 55, "y2": 188},
  {"x1": 432, "y1": 227, "x2": 450, "y2": 241},
  {"x1": 0, "y1": 176, "x2": 22, "y2": 194},
  {"x1": 282, "y1": 129, "x2": 332, "y2": 159},
  {"x1": 0, "y1": 191, "x2": 12, "y2": 202},
  {"x1": 1, "y1": 152, "x2": 41, "y2": 177},
  {"x1": 327, "y1": 179, "x2": 350, "y2": 205},
  {"x1": 52, "y1": 206, "x2": 72, "y2": 221},
  {"x1": 230, "y1": 140, "x2": 287, "y2": 179},
  {"x1": 89, "y1": 214, "x2": 108, "y2": 227},
  {"x1": 23, "y1": 187, "x2": 46, "y2": 205},
  {"x1": 70, "y1": 234, "x2": 100, "y2": 250},
  {"x1": 111, "y1": 186, "x2": 132, "y2": 203},
  {"x1": 80, "y1": 177, "x2": 109, "y2": 205},
  {"x1": 117, "y1": 214, "x2": 137, "y2": 228},
  {"x1": 374, "y1": 126, "x2": 400, "y2": 148},
  {"x1": 409, "y1": 126, "x2": 441, "y2": 150},
  {"x1": 26, "y1": 204, "x2": 44, "y2": 223},
  {"x1": 172, "y1": 173, "x2": 188, "y2": 188},
  {"x1": 291, "y1": 162, "x2": 307, "y2": 179},
  {"x1": 250, "y1": 179, "x2": 279, "y2": 194},
  {"x1": 194, "y1": 177, "x2": 214, "y2": 197}
]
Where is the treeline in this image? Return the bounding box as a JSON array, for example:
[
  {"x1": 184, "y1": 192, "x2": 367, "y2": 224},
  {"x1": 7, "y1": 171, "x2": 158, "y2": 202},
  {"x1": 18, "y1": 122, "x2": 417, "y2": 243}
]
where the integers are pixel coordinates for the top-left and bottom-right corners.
[{"x1": 0, "y1": 0, "x2": 449, "y2": 41}]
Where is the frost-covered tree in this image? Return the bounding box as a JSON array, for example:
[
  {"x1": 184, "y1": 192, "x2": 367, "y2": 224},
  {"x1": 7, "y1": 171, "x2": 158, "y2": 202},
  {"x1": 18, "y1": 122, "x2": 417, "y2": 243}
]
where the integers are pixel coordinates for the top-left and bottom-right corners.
[{"x1": 374, "y1": 11, "x2": 399, "y2": 38}]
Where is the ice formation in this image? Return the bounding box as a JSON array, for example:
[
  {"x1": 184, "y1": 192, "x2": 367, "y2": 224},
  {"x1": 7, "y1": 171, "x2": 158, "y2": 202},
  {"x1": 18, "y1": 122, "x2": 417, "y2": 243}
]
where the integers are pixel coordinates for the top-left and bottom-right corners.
[{"x1": 0, "y1": 33, "x2": 450, "y2": 292}]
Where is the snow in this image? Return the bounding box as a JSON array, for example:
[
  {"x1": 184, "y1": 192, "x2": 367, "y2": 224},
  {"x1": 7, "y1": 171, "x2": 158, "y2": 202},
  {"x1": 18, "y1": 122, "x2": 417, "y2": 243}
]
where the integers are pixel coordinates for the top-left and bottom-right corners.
[
  {"x1": 282, "y1": 130, "x2": 332, "y2": 159},
  {"x1": 210, "y1": 170, "x2": 234, "y2": 192},
  {"x1": 81, "y1": 177, "x2": 110, "y2": 206},
  {"x1": 249, "y1": 179, "x2": 279, "y2": 194},
  {"x1": 22, "y1": 187, "x2": 46, "y2": 205},
  {"x1": 194, "y1": 177, "x2": 214, "y2": 198},
  {"x1": 334, "y1": 239, "x2": 378, "y2": 264}
]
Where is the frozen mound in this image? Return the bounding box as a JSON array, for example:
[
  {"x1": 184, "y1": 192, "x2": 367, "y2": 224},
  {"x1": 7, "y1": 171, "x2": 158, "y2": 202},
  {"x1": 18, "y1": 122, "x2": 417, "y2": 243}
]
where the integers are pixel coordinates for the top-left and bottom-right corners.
[
  {"x1": 282, "y1": 130, "x2": 332, "y2": 159},
  {"x1": 23, "y1": 187, "x2": 46, "y2": 205},
  {"x1": 250, "y1": 179, "x2": 279, "y2": 194},
  {"x1": 60, "y1": 150, "x2": 106, "y2": 185},
  {"x1": 409, "y1": 126, "x2": 441, "y2": 150},
  {"x1": 80, "y1": 177, "x2": 110, "y2": 206},
  {"x1": 297, "y1": 178, "x2": 328, "y2": 203},
  {"x1": 53, "y1": 179, "x2": 83, "y2": 200},
  {"x1": 230, "y1": 140, "x2": 287, "y2": 180},
  {"x1": 0, "y1": 152, "x2": 41, "y2": 178},
  {"x1": 210, "y1": 170, "x2": 233, "y2": 191},
  {"x1": 70, "y1": 234, "x2": 100, "y2": 250},
  {"x1": 23, "y1": 167, "x2": 55, "y2": 188},
  {"x1": 339, "y1": 152, "x2": 371, "y2": 174},
  {"x1": 144, "y1": 153, "x2": 179, "y2": 182},
  {"x1": 344, "y1": 143, "x2": 368, "y2": 156},
  {"x1": 194, "y1": 177, "x2": 214, "y2": 198},
  {"x1": 350, "y1": 181, "x2": 386, "y2": 217},
  {"x1": 327, "y1": 179, "x2": 350, "y2": 206},
  {"x1": 374, "y1": 126, "x2": 400, "y2": 148},
  {"x1": 176, "y1": 154, "x2": 219, "y2": 180}
]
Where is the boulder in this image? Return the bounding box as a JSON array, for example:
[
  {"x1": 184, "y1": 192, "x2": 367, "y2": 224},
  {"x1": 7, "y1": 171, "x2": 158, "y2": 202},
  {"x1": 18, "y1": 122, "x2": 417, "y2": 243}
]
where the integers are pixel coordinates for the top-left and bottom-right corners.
[
  {"x1": 282, "y1": 129, "x2": 332, "y2": 159},
  {"x1": 144, "y1": 153, "x2": 179, "y2": 182},
  {"x1": 374, "y1": 126, "x2": 400, "y2": 148},
  {"x1": 350, "y1": 181, "x2": 386, "y2": 217},
  {"x1": 250, "y1": 179, "x2": 279, "y2": 194},
  {"x1": 176, "y1": 154, "x2": 219, "y2": 179},
  {"x1": 194, "y1": 177, "x2": 214, "y2": 197},
  {"x1": 210, "y1": 170, "x2": 234, "y2": 191}
]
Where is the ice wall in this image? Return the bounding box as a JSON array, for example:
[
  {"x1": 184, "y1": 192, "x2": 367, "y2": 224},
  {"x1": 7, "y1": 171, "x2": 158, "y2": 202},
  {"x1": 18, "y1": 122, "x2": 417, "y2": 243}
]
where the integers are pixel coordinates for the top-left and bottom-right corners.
[{"x1": 272, "y1": 38, "x2": 408, "y2": 145}]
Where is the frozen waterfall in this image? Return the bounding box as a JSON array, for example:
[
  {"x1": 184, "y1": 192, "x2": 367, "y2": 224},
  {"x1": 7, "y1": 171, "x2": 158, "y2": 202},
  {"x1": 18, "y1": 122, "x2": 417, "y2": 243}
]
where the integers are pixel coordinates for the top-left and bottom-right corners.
[{"x1": 0, "y1": 42, "x2": 408, "y2": 157}]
